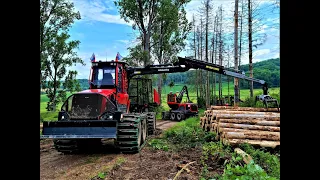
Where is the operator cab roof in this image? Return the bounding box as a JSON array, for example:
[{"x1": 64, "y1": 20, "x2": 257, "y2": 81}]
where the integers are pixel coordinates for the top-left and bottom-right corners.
[{"x1": 91, "y1": 60, "x2": 129, "y2": 68}]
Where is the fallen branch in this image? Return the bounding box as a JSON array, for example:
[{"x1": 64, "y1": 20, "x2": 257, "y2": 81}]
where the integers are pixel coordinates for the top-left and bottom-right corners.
[
  {"x1": 173, "y1": 161, "x2": 196, "y2": 180},
  {"x1": 234, "y1": 148, "x2": 253, "y2": 164}
]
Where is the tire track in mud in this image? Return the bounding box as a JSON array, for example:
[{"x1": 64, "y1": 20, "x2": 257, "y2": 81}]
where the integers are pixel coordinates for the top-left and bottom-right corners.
[{"x1": 40, "y1": 120, "x2": 178, "y2": 180}]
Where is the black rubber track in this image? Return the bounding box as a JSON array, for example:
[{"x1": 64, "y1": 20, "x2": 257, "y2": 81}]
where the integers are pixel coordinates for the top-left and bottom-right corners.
[
  {"x1": 146, "y1": 112, "x2": 156, "y2": 135},
  {"x1": 115, "y1": 113, "x2": 148, "y2": 153}
]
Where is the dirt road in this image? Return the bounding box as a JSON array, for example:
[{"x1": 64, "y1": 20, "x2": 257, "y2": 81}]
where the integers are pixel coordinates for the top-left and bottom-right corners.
[{"x1": 40, "y1": 120, "x2": 181, "y2": 180}]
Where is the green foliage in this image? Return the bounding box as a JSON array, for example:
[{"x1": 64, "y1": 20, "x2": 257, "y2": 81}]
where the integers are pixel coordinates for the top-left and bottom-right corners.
[
  {"x1": 197, "y1": 97, "x2": 206, "y2": 108},
  {"x1": 199, "y1": 142, "x2": 280, "y2": 180},
  {"x1": 239, "y1": 144, "x2": 280, "y2": 179},
  {"x1": 200, "y1": 142, "x2": 233, "y2": 179},
  {"x1": 122, "y1": 43, "x2": 148, "y2": 66},
  {"x1": 148, "y1": 139, "x2": 169, "y2": 151},
  {"x1": 40, "y1": 0, "x2": 81, "y2": 85},
  {"x1": 218, "y1": 161, "x2": 278, "y2": 180},
  {"x1": 164, "y1": 117, "x2": 216, "y2": 150},
  {"x1": 168, "y1": 81, "x2": 175, "y2": 88},
  {"x1": 239, "y1": 96, "x2": 264, "y2": 108},
  {"x1": 40, "y1": 0, "x2": 84, "y2": 112},
  {"x1": 152, "y1": 0, "x2": 191, "y2": 65},
  {"x1": 97, "y1": 172, "x2": 106, "y2": 179},
  {"x1": 154, "y1": 105, "x2": 167, "y2": 119},
  {"x1": 239, "y1": 58, "x2": 280, "y2": 89},
  {"x1": 43, "y1": 32, "x2": 84, "y2": 111},
  {"x1": 269, "y1": 92, "x2": 280, "y2": 105}
]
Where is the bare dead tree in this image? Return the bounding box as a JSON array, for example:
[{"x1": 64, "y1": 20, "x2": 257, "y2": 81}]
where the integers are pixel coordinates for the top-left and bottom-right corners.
[
  {"x1": 192, "y1": 14, "x2": 199, "y2": 101},
  {"x1": 218, "y1": 6, "x2": 223, "y2": 101},
  {"x1": 211, "y1": 15, "x2": 216, "y2": 104},
  {"x1": 248, "y1": 0, "x2": 253, "y2": 98},
  {"x1": 234, "y1": 0, "x2": 240, "y2": 106},
  {"x1": 214, "y1": 14, "x2": 218, "y2": 104},
  {"x1": 202, "y1": 0, "x2": 213, "y2": 107},
  {"x1": 238, "y1": 0, "x2": 245, "y2": 98},
  {"x1": 199, "y1": 16, "x2": 204, "y2": 99}
]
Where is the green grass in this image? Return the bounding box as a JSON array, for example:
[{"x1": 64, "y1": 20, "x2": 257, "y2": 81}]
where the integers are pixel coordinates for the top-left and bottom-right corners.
[
  {"x1": 157, "y1": 82, "x2": 279, "y2": 100},
  {"x1": 40, "y1": 92, "x2": 72, "y2": 121}
]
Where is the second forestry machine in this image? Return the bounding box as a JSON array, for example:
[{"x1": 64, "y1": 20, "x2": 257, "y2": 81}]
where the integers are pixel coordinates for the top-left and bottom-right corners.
[{"x1": 41, "y1": 56, "x2": 279, "y2": 153}]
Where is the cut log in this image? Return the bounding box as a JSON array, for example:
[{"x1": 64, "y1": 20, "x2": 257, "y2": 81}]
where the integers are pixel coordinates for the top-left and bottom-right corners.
[
  {"x1": 218, "y1": 123, "x2": 280, "y2": 132},
  {"x1": 211, "y1": 106, "x2": 280, "y2": 112},
  {"x1": 219, "y1": 119, "x2": 280, "y2": 126},
  {"x1": 218, "y1": 128, "x2": 278, "y2": 134},
  {"x1": 211, "y1": 110, "x2": 280, "y2": 116},
  {"x1": 222, "y1": 131, "x2": 280, "y2": 141},
  {"x1": 234, "y1": 148, "x2": 253, "y2": 164},
  {"x1": 218, "y1": 127, "x2": 249, "y2": 133},
  {"x1": 223, "y1": 139, "x2": 280, "y2": 148},
  {"x1": 216, "y1": 114, "x2": 280, "y2": 121}
]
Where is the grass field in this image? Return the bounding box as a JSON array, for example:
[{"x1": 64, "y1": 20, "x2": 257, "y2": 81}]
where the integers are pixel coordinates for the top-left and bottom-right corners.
[
  {"x1": 40, "y1": 92, "x2": 72, "y2": 121},
  {"x1": 157, "y1": 83, "x2": 280, "y2": 109},
  {"x1": 41, "y1": 83, "x2": 280, "y2": 121}
]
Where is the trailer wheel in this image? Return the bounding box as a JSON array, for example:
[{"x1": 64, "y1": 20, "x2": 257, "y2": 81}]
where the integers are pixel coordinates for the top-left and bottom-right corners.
[
  {"x1": 176, "y1": 113, "x2": 185, "y2": 121},
  {"x1": 161, "y1": 112, "x2": 165, "y2": 120},
  {"x1": 170, "y1": 112, "x2": 176, "y2": 121}
]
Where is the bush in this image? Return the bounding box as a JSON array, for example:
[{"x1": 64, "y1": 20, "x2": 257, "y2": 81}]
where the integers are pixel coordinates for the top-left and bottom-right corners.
[
  {"x1": 218, "y1": 161, "x2": 278, "y2": 180},
  {"x1": 164, "y1": 117, "x2": 216, "y2": 150},
  {"x1": 199, "y1": 142, "x2": 280, "y2": 180},
  {"x1": 200, "y1": 142, "x2": 233, "y2": 179},
  {"x1": 154, "y1": 105, "x2": 166, "y2": 119},
  {"x1": 148, "y1": 139, "x2": 169, "y2": 151},
  {"x1": 270, "y1": 92, "x2": 280, "y2": 105},
  {"x1": 197, "y1": 97, "x2": 206, "y2": 109},
  {"x1": 239, "y1": 95, "x2": 265, "y2": 108},
  {"x1": 239, "y1": 144, "x2": 280, "y2": 179}
]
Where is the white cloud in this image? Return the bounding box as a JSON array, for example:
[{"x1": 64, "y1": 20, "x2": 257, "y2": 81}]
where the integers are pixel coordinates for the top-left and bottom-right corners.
[
  {"x1": 72, "y1": 0, "x2": 133, "y2": 26},
  {"x1": 116, "y1": 40, "x2": 129, "y2": 44},
  {"x1": 253, "y1": 49, "x2": 270, "y2": 57}
]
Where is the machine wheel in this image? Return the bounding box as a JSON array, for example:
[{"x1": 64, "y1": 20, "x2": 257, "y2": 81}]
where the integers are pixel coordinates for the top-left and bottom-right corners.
[
  {"x1": 115, "y1": 113, "x2": 147, "y2": 153},
  {"x1": 170, "y1": 112, "x2": 176, "y2": 121},
  {"x1": 176, "y1": 112, "x2": 185, "y2": 121},
  {"x1": 147, "y1": 112, "x2": 156, "y2": 135},
  {"x1": 161, "y1": 112, "x2": 165, "y2": 120}
]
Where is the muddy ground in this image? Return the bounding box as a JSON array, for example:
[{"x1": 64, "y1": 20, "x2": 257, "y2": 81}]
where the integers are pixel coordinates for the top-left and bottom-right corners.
[{"x1": 40, "y1": 120, "x2": 204, "y2": 180}]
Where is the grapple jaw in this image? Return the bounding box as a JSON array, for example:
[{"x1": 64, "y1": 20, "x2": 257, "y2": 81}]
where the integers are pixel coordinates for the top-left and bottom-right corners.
[{"x1": 256, "y1": 95, "x2": 280, "y2": 112}]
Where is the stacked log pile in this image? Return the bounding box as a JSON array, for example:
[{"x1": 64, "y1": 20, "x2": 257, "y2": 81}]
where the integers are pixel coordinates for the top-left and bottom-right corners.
[{"x1": 200, "y1": 106, "x2": 280, "y2": 148}]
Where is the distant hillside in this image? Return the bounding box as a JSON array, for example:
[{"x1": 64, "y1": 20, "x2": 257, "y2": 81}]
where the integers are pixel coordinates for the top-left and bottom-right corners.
[
  {"x1": 160, "y1": 57, "x2": 280, "y2": 89},
  {"x1": 238, "y1": 58, "x2": 280, "y2": 88}
]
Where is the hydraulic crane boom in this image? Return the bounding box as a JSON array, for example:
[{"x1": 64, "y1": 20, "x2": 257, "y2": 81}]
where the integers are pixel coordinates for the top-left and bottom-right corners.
[
  {"x1": 176, "y1": 85, "x2": 192, "y2": 103},
  {"x1": 128, "y1": 56, "x2": 269, "y2": 95}
]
